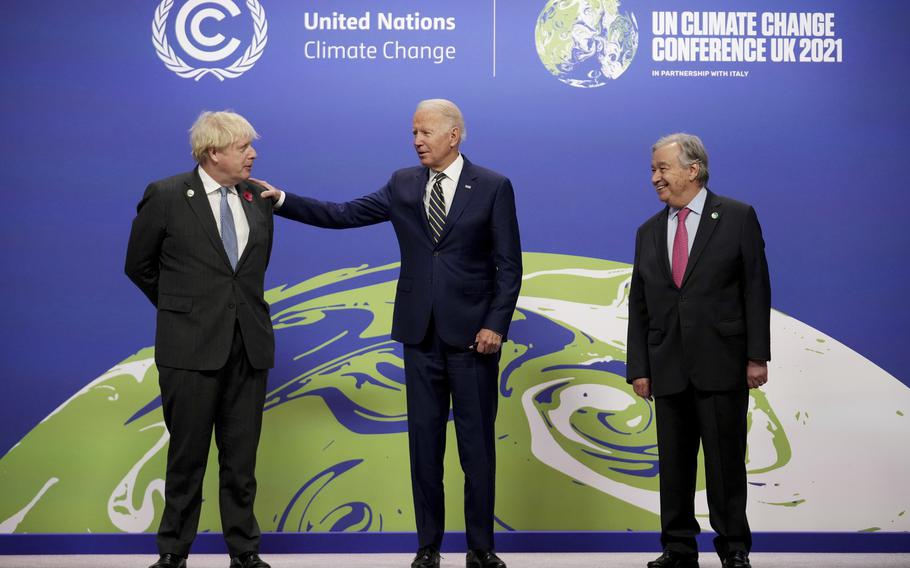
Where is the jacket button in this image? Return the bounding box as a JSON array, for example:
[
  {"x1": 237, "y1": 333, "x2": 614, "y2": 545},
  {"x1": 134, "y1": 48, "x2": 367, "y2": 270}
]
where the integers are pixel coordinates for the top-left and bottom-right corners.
[
  {"x1": 228, "y1": 303, "x2": 235, "y2": 309},
  {"x1": 433, "y1": 252, "x2": 439, "y2": 257}
]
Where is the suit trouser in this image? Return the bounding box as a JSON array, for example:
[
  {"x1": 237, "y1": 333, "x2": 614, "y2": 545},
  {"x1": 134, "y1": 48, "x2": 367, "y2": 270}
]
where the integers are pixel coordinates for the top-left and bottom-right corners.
[
  {"x1": 403, "y1": 319, "x2": 500, "y2": 551},
  {"x1": 156, "y1": 321, "x2": 268, "y2": 558},
  {"x1": 655, "y1": 385, "x2": 751, "y2": 559}
]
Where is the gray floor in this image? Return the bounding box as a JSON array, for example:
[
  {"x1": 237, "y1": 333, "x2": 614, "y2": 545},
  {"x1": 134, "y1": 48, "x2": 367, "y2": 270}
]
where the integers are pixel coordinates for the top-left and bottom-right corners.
[{"x1": 1, "y1": 554, "x2": 908, "y2": 568}]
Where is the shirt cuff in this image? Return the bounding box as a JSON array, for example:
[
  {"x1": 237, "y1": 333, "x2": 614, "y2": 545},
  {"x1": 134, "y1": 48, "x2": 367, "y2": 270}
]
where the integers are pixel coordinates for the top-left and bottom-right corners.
[{"x1": 274, "y1": 190, "x2": 286, "y2": 209}]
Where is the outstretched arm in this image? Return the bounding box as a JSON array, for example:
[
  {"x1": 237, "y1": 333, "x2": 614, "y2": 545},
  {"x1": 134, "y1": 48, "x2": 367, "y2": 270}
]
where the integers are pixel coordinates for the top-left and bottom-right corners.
[{"x1": 253, "y1": 177, "x2": 391, "y2": 229}]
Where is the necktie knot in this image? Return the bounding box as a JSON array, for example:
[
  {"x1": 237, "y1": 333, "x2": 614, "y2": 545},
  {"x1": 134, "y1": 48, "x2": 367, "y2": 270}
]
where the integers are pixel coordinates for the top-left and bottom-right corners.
[{"x1": 677, "y1": 206, "x2": 691, "y2": 222}]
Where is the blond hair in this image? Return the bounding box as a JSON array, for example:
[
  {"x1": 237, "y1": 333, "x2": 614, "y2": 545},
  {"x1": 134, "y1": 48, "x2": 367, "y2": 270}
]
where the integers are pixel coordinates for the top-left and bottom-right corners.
[{"x1": 189, "y1": 110, "x2": 259, "y2": 163}]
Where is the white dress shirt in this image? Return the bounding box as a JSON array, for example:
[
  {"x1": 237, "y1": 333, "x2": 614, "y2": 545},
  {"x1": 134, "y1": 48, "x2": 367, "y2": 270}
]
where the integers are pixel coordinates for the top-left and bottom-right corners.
[
  {"x1": 667, "y1": 187, "x2": 706, "y2": 269},
  {"x1": 423, "y1": 153, "x2": 464, "y2": 216},
  {"x1": 198, "y1": 166, "x2": 250, "y2": 257}
]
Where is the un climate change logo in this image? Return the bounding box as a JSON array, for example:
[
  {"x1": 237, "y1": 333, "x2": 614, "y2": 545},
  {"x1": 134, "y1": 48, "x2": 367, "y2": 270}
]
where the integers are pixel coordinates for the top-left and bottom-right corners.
[
  {"x1": 535, "y1": 0, "x2": 638, "y2": 88},
  {"x1": 152, "y1": 0, "x2": 268, "y2": 81}
]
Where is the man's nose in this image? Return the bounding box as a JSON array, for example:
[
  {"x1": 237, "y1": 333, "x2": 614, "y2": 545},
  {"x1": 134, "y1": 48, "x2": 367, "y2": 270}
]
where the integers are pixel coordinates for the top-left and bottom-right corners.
[{"x1": 249, "y1": 146, "x2": 257, "y2": 159}]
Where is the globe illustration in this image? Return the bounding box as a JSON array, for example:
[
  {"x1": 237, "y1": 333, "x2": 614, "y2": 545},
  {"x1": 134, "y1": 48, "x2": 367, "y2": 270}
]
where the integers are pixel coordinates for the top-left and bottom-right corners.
[
  {"x1": 1, "y1": 253, "x2": 909, "y2": 535},
  {"x1": 535, "y1": 0, "x2": 639, "y2": 88}
]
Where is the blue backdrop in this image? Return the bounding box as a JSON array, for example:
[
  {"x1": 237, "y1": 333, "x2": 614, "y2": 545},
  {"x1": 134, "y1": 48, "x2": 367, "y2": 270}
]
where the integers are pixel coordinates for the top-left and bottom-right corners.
[{"x1": 1, "y1": 0, "x2": 909, "y2": 545}]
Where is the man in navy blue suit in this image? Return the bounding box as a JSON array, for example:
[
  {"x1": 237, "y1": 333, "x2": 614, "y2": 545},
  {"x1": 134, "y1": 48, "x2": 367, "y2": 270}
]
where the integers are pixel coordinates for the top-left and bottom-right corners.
[{"x1": 255, "y1": 99, "x2": 521, "y2": 568}]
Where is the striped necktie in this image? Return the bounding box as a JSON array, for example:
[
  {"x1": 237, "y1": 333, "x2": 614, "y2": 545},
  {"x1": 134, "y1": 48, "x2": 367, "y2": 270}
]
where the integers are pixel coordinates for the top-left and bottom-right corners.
[{"x1": 427, "y1": 172, "x2": 447, "y2": 243}]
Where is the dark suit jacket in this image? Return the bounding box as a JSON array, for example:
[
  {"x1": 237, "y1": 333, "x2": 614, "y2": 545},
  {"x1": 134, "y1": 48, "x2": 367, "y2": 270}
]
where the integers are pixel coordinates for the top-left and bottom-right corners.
[
  {"x1": 125, "y1": 168, "x2": 275, "y2": 371},
  {"x1": 626, "y1": 189, "x2": 770, "y2": 396},
  {"x1": 277, "y1": 157, "x2": 522, "y2": 347}
]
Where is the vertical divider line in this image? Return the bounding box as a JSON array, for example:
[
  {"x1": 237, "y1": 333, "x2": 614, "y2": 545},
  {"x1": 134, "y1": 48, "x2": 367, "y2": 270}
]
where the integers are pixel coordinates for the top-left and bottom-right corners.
[{"x1": 493, "y1": 0, "x2": 497, "y2": 77}]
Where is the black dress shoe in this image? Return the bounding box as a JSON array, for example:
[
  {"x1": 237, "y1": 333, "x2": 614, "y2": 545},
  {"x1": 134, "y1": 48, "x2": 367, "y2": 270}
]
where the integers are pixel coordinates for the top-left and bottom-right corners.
[
  {"x1": 466, "y1": 549, "x2": 507, "y2": 568},
  {"x1": 647, "y1": 550, "x2": 699, "y2": 568},
  {"x1": 229, "y1": 551, "x2": 271, "y2": 568},
  {"x1": 411, "y1": 547, "x2": 441, "y2": 568},
  {"x1": 723, "y1": 551, "x2": 751, "y2": 568},
  {"x1": 149, "y1": 554, "x2": 186, "y2": 568}
]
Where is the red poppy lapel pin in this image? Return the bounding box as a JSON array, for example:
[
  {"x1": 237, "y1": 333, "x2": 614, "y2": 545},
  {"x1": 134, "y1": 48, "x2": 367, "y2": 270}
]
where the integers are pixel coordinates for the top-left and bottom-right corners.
[{"x1": 243, "y1": 190, "x2": 253, "y2": 202}]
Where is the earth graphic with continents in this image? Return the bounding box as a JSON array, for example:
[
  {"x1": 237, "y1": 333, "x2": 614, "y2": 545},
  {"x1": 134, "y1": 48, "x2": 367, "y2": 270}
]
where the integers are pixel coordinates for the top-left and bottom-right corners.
[
  {"x1": 1, "y1": 253, "x2": 908, "y2": 535},
  {"x1": 535, "y1": 0, "x2": 639, "y2": 88}
]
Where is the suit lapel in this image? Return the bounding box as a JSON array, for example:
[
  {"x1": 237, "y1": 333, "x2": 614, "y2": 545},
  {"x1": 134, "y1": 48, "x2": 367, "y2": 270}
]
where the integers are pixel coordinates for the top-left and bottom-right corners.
[
  {"x1": 185, "y1": 169, "x2": 233, "y2": 270},
  {"x1": 654, "y1": 207, "x2": 672, "y2": 284},
  {"x1": 412, "y1": 169, "x2": 434, "y2": 242},
  {"x1": 681, "y1": 189, "x2": 721, "y2": 287},
  {"x1": 435, "y1": 159, "x2": 478, "y2": 245},
  {"x1": 235, "y1": 182, "x2": 262, "y2": 271}
]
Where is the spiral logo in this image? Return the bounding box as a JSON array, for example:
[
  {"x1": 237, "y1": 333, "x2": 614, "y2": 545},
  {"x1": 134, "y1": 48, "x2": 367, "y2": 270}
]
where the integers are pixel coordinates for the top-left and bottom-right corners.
[{"x1": 152, "y1": 0, "x2": 268, "y2": 81}]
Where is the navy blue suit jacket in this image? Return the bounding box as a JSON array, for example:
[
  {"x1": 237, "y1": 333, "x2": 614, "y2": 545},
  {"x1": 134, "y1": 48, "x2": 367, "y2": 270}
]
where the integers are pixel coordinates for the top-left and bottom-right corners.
[{"x1": 277, "y1": 157, "x2": 522, "y2": 347}]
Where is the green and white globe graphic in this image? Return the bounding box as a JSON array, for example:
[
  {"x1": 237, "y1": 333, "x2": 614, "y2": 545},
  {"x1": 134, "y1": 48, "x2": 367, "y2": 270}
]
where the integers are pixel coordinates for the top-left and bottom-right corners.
[
  {"x1": 1, "y1": 253, "x2": 909, "y2": 535},
  {"x1": 535, "y1": 0, "x2": 639, "y2": 88}
]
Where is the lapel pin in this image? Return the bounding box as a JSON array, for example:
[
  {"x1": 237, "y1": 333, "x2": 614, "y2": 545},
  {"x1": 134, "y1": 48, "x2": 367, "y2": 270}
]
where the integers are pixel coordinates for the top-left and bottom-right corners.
[
  {"x1": 186, "y1": 189, "x2": 195, "y2": 198},
  {"x1": 243, "y1": 190, "x2": 253, "y2": 202},
  {"x1": 464, "y1": 184, "x2": 472, "y2": 189},
  {"x1": 711, "y1": 211, "x2": 719, "y2": 219}
]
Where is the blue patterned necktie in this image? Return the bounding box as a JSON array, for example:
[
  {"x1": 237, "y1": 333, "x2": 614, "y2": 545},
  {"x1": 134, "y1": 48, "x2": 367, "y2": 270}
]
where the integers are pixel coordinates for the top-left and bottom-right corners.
[
  {"x1": 219, "y1": 187, "x2": 238, "y2": 270},
  {"x1": 427, "y1": 172, "x2": 447, "y2": 243}
]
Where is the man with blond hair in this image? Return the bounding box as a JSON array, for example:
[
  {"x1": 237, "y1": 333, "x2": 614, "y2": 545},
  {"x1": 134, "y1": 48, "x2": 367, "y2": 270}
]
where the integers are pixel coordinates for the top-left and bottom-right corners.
[
  {"x1": 255, "y1": 99, "x2": 521, "y2": 568},
  {"x1": 126, "y1": 111, "x2": 274, "y2": 568}
]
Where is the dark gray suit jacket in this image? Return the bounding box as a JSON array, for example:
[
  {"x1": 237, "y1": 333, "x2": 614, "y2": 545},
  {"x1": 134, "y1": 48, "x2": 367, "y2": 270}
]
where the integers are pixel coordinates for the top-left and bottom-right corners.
[
  {"x1": 125, "y1": 168, "x2": 275, "y2": 370},
  {"x1": 626, "y1": 189, "x2": 771, "y2": 396}
]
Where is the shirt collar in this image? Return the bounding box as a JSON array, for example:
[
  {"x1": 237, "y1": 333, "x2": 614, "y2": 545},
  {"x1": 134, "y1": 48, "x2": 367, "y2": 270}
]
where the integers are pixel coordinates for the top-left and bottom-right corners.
[
  {"x1": 671, "y1": 187, "x2": 707, "y2": 219},
  {"x1": 197, "y1": 165, "x2": 236, "y2": 195},
  {"x1": 431, "y1": 153, "x2": 464, "y2": 185}
]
